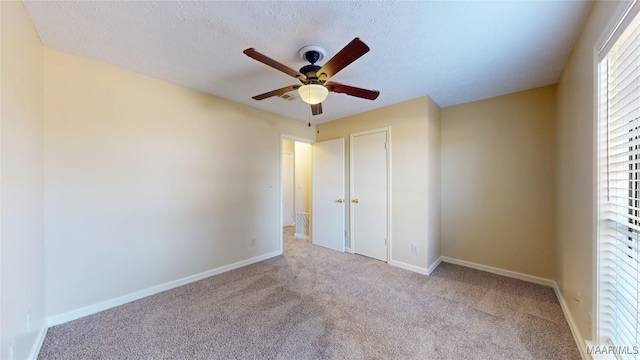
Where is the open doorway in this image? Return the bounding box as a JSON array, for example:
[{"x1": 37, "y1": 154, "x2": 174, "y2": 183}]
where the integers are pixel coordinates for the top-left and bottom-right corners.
[
  {"x1": 282, "y1": 150, "x2": 295, "y2": 227},
  {"x1": 281, "y1": 137, "x2": 312, "y2": 243}
]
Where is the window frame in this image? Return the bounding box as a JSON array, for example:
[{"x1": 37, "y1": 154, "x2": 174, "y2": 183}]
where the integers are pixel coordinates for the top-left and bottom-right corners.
[{"x1": 596, "y1": 0, "x2": 640, "y2": 353}]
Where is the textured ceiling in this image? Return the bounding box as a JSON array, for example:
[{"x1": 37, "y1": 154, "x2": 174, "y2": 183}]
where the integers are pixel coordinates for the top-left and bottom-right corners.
[{"x1": 23, "y1": 1, "x2": 593, "y2": 123}]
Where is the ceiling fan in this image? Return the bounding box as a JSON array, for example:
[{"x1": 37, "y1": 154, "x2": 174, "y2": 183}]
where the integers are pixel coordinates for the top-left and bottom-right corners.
[{"x1": 243, "y1": 38, "x2": 380, "y2": 116}]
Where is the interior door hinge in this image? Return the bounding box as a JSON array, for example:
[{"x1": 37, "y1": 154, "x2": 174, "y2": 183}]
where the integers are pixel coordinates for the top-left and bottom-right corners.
[
  {"x1": 384, "y1": 142, "x2": 387, "y2": 150},
  {"x1": 384, "y1": 239, "x2": 387, "y2": 245}
]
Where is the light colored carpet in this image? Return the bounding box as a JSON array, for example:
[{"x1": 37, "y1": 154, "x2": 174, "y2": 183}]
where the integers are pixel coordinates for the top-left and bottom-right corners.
[{"x1": 38, "y1": 227, "x2": 579, "y2": 359}]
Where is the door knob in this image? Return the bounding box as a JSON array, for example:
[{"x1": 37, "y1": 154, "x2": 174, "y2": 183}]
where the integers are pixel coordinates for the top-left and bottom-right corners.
[
  {"x1": 352, "y1": 199, "x2": 359, "y2": 203},
  {"x1": 336, "y1": 199, "x2": 344, "y2": 203}
]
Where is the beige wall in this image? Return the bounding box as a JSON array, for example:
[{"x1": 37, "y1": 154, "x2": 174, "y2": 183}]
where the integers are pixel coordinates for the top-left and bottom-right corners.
[
  {"x1": 317, "y1": 97, "x2": 441, "y2": 271},
  {"x1": 441, "y1": 85, "x2": 556, "y2": 279},
  {"x1": 2, "y1": 0, "x2": 621, "y2": 353},
  {"x1": 556, "y1": 0, "x2": 621, "y2": 343},
  {"x1": 0, "y1": 1, "x2": 46, "y2": 359},
  {"x1": 427, "y1": 97, "x2": 441, "y2": 267},
  {"x1": 43, "y1": 48, "x2": 315, "y2": 318},
  {"x1": 282, "y1": 139, "x2": 294, "y2": 153},
  {"x1": 294, "y1": 141, "x2": 312, "y2": 216}
]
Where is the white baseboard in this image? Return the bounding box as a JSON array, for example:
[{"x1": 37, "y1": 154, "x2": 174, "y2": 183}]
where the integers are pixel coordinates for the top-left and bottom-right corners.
[
  {"x1": 427, "y1": 257, "x2": 442, "y2": 275},
  {"x1": 387, "y1": 257, "x2": 440, "y2": 276},
  {"x1": 27, "y1": 324, "x2": 48, "y2": 360},
  {"x1": 554, "y1": 284, "x2": 588, "y2": 360},
  {"x1": 440, "y1": 256, "x2": 591, "y2": 360},
  {"x1": 440, "y1": 256, "x2": 585, "y2": 358},
  {"x1": 439, "y1": 256, "x2": 555, "y2": 287},
  {"x1": 47, "y1": 250, "x2": 282, "y2": 327},
  {"x1": 389, "y1": 259, "x2": 429, "y2": 275}
]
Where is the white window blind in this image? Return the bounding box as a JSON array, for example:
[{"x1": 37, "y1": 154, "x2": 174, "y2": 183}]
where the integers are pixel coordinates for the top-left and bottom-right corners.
[{"x1": 599, "y1": 6, "x2": 640, "y2": 358}]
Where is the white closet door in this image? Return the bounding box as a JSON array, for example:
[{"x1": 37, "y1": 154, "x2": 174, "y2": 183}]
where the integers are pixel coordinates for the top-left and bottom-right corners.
[{"x1": 351, "y1": 129, "x2": 388, "y2": 262}]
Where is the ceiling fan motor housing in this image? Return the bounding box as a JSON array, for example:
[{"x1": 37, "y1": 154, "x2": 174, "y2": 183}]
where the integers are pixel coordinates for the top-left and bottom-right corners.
[
  {"x1": 298, "y1": 45, "x2": 326, "y2": 82},
  {"x1": 300, "y1": 64, "x2": 322, "y2": 82}
]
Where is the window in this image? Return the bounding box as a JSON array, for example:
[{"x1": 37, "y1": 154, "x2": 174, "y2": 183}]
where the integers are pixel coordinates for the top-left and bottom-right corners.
[{"x1": 598, "y1": 3, "x2": 640, "y2": 358}]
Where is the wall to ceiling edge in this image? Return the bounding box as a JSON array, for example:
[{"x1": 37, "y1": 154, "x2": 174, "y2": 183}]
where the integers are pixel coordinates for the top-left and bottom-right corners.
[
  {"x1": 316, "y1": 97, "x2": 442, "y2": 272},
  {"x1": 441, "y1": 85, "x2": 557, "y2": 280},
  {"x1": 2, "y1": 1, "x2": 317, "y2": 349},
  {"x1": 1, "y1": 2, "x2": 46, "y2": 360},
  {"x1": 2, "y1": 0, "x2": 621, "y2": 355},
  {"x1": 555, "y1": 0, "x2": 621, "y2": 346}
]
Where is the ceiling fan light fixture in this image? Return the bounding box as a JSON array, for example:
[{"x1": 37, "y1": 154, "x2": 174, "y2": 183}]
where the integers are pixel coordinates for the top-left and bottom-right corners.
[{"x1": 298, "y1": 84, "x2": 328, "y2": 105}]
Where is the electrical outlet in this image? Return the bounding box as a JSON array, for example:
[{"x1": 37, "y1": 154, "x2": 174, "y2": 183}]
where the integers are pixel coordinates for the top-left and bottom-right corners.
[
  {"x1": 268, "y1": 184, "x2": 273, "y2": 191},
  {"x1": 9, "y1": 340, "x2": 15, "y2": 360},
  {"x1": 250, "y1": 238, "x2": 256, "y2": 247},
  {"x1": 27, "y1": 310, "x2": 31, "y2": 332},
  {"x1": 411, "y1": 243, "x2": 418, "y2": 254}
]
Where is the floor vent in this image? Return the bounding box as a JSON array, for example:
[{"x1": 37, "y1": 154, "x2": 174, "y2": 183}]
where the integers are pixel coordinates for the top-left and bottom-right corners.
[{"x1": 295, "y1": 212, "x2": 309, "y2": 239}]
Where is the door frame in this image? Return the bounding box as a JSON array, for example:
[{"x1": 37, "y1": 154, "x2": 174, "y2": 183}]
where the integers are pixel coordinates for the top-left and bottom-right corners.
[
  {"x1": 349, "y1": 127, "x2": 392, "y2": 261},
  {"x1": 279, "y1": 134, "x2": 314, "y2": 254}
]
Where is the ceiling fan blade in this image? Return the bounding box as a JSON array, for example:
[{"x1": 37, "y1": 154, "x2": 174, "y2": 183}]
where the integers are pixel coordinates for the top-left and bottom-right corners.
[
  {"x1": 243, "y1": 48, "x2": 307, "y2": 81},
  {"x1": 311, "y1": 103, "x2": 323, "y2": 116},
  {"x1": 316, "y1": 38, "x2": 370, "y2": 80},
  {"x1": 326, "y1": 82, "x2": 380, "y2": 100},
  {"x1": 252, "y1": 85, "x2": 301, "y2": 100}
]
